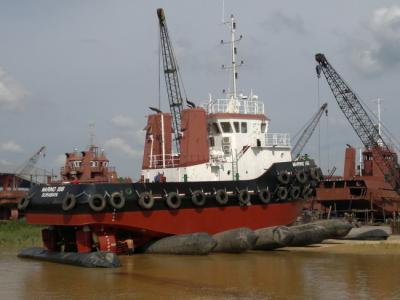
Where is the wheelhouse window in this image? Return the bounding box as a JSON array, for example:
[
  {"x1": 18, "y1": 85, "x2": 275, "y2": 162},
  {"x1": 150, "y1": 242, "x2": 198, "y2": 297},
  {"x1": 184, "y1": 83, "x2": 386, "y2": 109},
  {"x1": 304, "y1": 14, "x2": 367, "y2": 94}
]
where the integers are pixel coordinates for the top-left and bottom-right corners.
[
  {"x1": 209, "y1": 122, "x2": 221, "y2": 134},
  {"x1": 233, "y1": 122, "x2": 240, "y2": 133},
  {"x1": 220, "y1": 122, "x2": 233, "y2": 133},
  {"x1": 241, "y1": 122, "x2": 247, "y2": 133},
  {"x1": 261, "y1": 122, "x2": 266, "y2": 133}
]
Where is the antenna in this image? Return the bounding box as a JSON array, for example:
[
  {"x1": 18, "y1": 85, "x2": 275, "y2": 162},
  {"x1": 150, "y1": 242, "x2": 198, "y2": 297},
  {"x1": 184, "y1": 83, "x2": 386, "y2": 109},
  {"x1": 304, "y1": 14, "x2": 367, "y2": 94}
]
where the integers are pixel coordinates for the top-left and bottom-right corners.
[{"x1": 221, "y1": 14, "x2": 244, "y2": 100}]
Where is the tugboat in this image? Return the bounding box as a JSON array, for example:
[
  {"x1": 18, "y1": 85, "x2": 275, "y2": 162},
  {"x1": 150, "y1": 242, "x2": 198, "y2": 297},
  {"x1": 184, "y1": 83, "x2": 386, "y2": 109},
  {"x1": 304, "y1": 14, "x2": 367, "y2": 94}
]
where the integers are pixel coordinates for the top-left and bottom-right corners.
[{"x1": 20, "y1": 9, "x2": 320, "y2": 254}]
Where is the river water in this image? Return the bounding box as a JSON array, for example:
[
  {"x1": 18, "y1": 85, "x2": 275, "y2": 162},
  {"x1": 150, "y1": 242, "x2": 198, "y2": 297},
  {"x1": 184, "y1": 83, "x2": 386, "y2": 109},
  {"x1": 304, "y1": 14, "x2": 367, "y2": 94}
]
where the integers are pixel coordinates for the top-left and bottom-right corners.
[{"x1": 0, "y1": 249, "x2": 399, "y2": 300}]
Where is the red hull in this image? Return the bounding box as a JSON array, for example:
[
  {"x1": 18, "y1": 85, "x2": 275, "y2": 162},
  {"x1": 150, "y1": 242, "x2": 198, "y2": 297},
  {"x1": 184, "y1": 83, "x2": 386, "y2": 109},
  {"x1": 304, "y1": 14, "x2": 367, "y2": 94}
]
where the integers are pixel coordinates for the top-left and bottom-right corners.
[{"x1": 26, "y1": 202, "x2": 302, "y2": 236}]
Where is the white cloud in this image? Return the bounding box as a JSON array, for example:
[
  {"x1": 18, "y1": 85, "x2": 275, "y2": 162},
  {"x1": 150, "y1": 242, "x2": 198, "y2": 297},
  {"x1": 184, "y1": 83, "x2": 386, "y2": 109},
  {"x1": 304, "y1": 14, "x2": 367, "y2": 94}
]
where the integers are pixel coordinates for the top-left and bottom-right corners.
[
  {"x1": 353, "y1": 5, "x2": 400, "y2": 76},
  {"x1": 0, "y1": 67, "x2": 27, "y2": 111},
  {"x1": 0, "y1": 140, "x2": 23, "y2": 153},
  {"x1": 104, "y1": 137, "x2": 140, "y2": 158},
  {"x1": 111, "y1": 115, "x2": 137, "y2": 130}
]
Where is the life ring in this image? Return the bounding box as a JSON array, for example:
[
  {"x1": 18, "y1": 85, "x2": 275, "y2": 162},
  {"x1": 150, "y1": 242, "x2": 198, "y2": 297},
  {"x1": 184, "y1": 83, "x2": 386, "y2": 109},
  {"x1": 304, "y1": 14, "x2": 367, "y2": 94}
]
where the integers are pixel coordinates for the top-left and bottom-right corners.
[
  {"x1": 17, "y1": 197, "x2": 30, "y2": 210},
  {"x1": 62, "y1": 193, "x2": 76, "y2": 211},
  {"x1": 88, "y1": 194, "x2": 106, "y2": 212},
  {"x1": 138, "y1": 192, "x2": 154, "y2": 209},
  {"x1": 290, "y1": 186, "x2": 301, "y2": 200},
  {"x1": 215, "y1": 189, "x2": 229, "y2": 205},
  {"x1": 166, "y1": 192, "x2": 181, "y2": 209},
  {"x1": 276, "y1": 186, "x2": 288, "y2": 201},
  {"x1": 109, "y1": 192, "x2": 125, "y2": 209},
  {"x1": 310, "y1": 167, "x2": 320, "y2": 180},
  {"x1": 191, "y1": 190, "x2": 206, "y2": 207},
  {"x1": 277, "y1": 172, "x2": 290, "y2": 185},
  {"x1": 238, "y1": 189, "x2": 251, "y2": 205},
  {"x1": 258, "y1": 188, "x2": 271, "y2": 204},
  {"x1": 295, "y1": 171, "x2": 307, "y2": 184}
]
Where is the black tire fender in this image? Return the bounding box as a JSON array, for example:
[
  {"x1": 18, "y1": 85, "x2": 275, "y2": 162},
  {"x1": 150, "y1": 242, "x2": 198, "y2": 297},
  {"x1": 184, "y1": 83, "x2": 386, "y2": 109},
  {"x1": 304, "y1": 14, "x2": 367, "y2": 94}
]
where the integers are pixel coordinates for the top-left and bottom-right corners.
[
  {"x1": 18, "y1": 196, "x2": 30, "y2": 210},
  {"x1": 258, "y1": 188, "x2": 271, "y2": 204},
  {"x1": 295, "y1": 171, "x2": 307, "y2": 184},
  {"x1": 88, "y1": 194, "x2": 106, "y2": 212},
  {"x1": 290, "y1": 186, "x2": 301, "y2": 200},
  {"x1": 166, "y1": 192, "x2": 181, "y2": 209},
  {"x1": 277, "y1": 172, "x2": 290, "y2": 185},
  {"x1": 138, "y1": 192, "x2": 154, "y2": 209},
  {"x1": 238, "y1": 189, "x2": 251, "y2": 205},
  {"x1": 191, "y1": 190, "x2": 206, "y2": 207},
  {"x1": 62, "y1": 193, "x2": 76, "y2": 211},
  {"x1": 109, "y1": 192, "x2": 125, "y2": 209},
  {"x1": 277, "y1": 186, "x2": 288, "y2": 201},
  {"x1": 215, "y1": 189, "x2": 229, "y2": 205}
]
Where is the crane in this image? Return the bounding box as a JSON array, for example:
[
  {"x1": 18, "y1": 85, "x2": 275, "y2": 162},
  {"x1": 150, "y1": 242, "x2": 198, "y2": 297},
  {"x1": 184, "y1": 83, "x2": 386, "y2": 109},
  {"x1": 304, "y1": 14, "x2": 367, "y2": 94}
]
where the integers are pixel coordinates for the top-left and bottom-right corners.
[
  {"x1": 157, "y1": 8, "x2": 186, "y2": 153},
  {"x1": 315, "y1": 53, "x2": 400, "y2": 190},
  {"x1": 15, "y1": 146, "x2": 46, "y2": 181},
  {"x1": 291, "y1": 102, "x2": 328, "y2": 159}
]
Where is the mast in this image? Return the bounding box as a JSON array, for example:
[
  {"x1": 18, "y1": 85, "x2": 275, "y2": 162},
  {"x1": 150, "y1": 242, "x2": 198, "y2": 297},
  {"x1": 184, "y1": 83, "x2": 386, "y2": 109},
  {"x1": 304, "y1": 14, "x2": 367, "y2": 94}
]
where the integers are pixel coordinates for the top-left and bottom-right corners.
[{"x1": 221, "y1": 14, "x2": 243, "y2": 108}]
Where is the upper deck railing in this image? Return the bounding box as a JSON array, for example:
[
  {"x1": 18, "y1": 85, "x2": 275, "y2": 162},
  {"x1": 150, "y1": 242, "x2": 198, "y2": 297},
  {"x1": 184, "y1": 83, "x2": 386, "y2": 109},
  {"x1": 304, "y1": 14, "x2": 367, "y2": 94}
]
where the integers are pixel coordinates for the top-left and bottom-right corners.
[
  {"x1": 265, "y1": 133, "x2": 291, "y2": 147},
  {"x1": 204, "y1": 97, "x2": 265, "y2": 115}
]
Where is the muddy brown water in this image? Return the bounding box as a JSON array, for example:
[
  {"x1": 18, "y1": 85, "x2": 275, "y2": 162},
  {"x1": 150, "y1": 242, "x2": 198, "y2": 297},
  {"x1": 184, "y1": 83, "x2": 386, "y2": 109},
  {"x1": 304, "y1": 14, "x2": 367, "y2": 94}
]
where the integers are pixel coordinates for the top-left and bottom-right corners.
[{"x1": 0, "y1": 249, "x2": 399, "y2": 300}]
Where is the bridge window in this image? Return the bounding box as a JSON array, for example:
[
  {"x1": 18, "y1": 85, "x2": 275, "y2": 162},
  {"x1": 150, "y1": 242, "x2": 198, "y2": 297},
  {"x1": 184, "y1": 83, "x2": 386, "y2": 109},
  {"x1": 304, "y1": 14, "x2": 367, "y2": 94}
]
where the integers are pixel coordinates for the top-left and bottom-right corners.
[
  {"x1": 261, "y1": 122, "x2": 266, "y2": 133},
  {"x1": 233, "y1": 122, "x2": 240, "y2": 133},
  {"x1": 241, "y1": 122, "x2": 247, "y2": 133},
  {"x1": 208, "y1": 123, "x2": 220, "y2": 134},
  {"x1": 220, "y1": 122, "x2": 233, "y2": 133}
]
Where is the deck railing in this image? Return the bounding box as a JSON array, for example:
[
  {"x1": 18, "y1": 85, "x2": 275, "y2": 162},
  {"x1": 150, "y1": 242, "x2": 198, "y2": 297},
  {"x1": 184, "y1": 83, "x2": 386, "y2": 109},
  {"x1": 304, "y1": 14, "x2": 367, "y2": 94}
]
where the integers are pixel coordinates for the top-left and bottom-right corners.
[{"x1": 265, "y1": 133, "x2": 291, "y2": 147}]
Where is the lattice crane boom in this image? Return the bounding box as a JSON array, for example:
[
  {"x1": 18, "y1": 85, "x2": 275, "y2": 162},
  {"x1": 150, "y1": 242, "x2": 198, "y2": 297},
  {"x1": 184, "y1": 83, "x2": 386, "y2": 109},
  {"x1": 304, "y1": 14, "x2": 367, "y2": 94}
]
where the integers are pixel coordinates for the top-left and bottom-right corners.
[
  {"x1": 291, "y1": 103, "x2": 327, "y2": 159},
  {"x1": 15, "y1": 146, "x2": 46, "y2": 178},
  {"x1": 157, "y1": 8, "x2": 185, "y2": 153},
  {"x1": 315, "y1": 53, "x2": 400, "y2": 190}
]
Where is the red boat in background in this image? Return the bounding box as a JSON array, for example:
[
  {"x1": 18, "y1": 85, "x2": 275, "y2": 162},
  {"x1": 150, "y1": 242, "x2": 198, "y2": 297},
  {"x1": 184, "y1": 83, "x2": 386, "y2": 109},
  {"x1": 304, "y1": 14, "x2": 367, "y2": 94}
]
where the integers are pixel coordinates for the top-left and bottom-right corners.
[{"x1": 309, "y1": 146, "x2": 400, "y2": 222}]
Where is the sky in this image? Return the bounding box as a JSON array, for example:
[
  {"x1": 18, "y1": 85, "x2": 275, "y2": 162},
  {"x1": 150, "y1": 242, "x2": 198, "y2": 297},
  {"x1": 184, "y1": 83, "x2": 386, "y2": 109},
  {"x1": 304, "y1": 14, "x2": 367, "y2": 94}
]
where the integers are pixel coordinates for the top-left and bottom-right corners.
[{"x1": 0, "y1": 0, "x2": 400, "y2": 178}]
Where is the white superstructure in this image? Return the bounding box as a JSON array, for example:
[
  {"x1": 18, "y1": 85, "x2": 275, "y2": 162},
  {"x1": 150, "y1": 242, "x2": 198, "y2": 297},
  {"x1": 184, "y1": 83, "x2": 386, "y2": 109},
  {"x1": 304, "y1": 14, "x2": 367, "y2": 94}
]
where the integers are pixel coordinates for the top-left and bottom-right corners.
[{"x1": 141, "y1": 14, "x2": 292, "y2": 183}]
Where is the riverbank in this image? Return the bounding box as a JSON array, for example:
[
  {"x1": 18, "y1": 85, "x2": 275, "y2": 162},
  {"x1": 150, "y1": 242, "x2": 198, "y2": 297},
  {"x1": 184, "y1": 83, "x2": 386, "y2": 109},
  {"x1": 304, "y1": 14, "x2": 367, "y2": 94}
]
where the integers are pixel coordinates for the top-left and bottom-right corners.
[
  {"x1": 280, "y1": 236, "x2": 400, "y2": 255},
  {"x1": 0, "y1": 219, "x2": 42, "y2": 249}
]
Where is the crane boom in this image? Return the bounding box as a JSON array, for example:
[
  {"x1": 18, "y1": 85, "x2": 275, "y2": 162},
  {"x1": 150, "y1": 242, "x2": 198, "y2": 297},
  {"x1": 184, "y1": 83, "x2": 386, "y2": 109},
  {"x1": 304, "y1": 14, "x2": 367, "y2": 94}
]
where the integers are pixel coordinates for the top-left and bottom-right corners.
[
  {"x1": 315, "y1": 53, "x2": 400, "y2": 190},
  {"x1": 157, "y1": 8, "x2": 185, "y2": 153},
  {"x1": 291, "y1": 102, "x2": 328, "y2": 159},
  {"x1": 15, "y1": 146, "x2": 46, "y2": 179}
]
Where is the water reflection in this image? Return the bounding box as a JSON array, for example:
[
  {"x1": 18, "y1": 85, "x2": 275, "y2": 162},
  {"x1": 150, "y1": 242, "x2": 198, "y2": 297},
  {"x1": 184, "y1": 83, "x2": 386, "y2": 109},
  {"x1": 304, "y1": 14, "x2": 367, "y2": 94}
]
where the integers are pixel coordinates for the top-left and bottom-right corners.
[{"x1": 0, "y1": 249, "x2": 399, "y2": 299}]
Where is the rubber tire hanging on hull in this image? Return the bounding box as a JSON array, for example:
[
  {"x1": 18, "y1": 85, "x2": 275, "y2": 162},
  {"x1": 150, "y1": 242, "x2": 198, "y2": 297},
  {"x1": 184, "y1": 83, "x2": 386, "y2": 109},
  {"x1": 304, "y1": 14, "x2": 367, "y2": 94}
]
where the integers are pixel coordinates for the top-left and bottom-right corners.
[
  {"x1": 138, "y1": 192, "x2": 154, "y2": 209},
  {"x1": 276, "y1": 186, "x2": 288, "y2": 201},
  {"x1": 238, "y1": 189, "x2": 251, "y2": 205},
  {"x1": 62, "y1": 194, "x2": 76, "y2": 211},
  {"x1": 215, "y1": 189, "x2": 229, "y2": 205},
  {"x1": 277, "y1": 172, "x2": 290, "y2": 185},
  {"x1": 258, "y1": 188, "x2": 271, "y2": 204},
  {"x1": 290, "y1": 186, "x2": 301, "y2": 200},
  {"x1": 17, "y1": 197, "x2": 30, "y2": 210},
  {"x1": 109, "y1": 192, "x2": 125, "y2": 209},
  {"x1": 166, "y1": 192, "x2": 181, "y2": 209},
  {"x1": 295, "y1": 171, "x2": 307, "y2": 184},
  {"x1": 191, "y1": 190, "x2": 206, "y2": 207},
  {"x1": 88, "y1": 194, "x2": 106, "y2": 212}
]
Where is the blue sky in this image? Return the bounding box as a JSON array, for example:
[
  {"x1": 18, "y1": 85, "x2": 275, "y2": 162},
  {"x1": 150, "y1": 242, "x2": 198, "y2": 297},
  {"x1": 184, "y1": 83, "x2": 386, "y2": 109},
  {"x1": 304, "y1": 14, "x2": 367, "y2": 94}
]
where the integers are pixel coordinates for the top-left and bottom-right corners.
[{"x1": 1, "y1": 0, "x2": 400, "y2": 178}]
